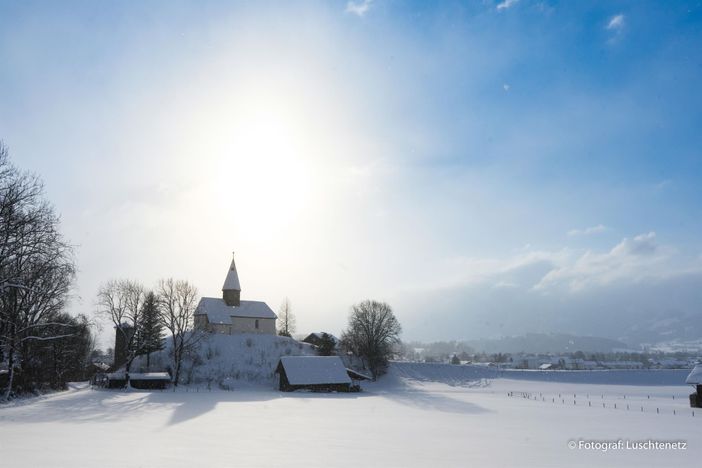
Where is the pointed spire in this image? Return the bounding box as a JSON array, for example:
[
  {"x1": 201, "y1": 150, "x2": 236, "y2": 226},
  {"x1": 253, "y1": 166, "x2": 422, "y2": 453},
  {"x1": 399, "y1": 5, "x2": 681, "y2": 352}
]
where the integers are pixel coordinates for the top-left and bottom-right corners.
[
  {"x1": 222, "y1": 251, "x2": 241, "y2": 291},
  {"x1": 222, "y1": 252, "x2": 241, "y2": 306}
]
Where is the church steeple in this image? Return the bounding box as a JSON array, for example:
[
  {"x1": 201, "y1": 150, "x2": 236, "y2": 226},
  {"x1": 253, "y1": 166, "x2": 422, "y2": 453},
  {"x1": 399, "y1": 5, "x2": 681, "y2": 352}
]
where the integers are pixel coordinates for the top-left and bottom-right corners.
[{"x1": 222, "y1": 252, "x2": 241, "y2": 306}]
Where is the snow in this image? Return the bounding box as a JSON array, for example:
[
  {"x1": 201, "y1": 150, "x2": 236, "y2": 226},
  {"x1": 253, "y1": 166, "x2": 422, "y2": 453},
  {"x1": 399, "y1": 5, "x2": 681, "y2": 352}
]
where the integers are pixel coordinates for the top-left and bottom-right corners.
[
  {"x1": 133, "y1": 333, "x2": 317, "y2": 386},
  {"x1": 685, "y1": 365, "x2": 702, "y2": 384},
  {"x1": 278, "y1": 356, "x2": 351, "y2": 385},
  {"x1": 195, "y1": 298, "x2": 277, "y2": 322},
  {"x1": 1, "y1": 364, "x2": 700, "y2": 467},
  {"x1": 106, "y1": 372, "x2": 169, "y2": 380},
  {"x1": 129, "y1": 372, "x2": 171, "y2": 380}
]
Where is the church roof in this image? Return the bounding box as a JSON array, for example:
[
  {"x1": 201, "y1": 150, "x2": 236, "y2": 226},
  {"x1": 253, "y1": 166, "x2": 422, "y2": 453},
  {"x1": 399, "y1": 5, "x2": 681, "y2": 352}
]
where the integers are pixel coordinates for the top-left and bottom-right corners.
[
  {"x1": 195, "y1": 297, "x2": 277, "y2": 323},
  {"x1": 222, "y1": 253, "x2": 241, "y2": 291}
]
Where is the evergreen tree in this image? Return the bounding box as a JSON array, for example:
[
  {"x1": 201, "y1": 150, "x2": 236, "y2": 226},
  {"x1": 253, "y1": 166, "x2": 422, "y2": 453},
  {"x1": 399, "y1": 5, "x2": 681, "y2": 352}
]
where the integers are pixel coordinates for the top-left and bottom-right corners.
[
  {"x1": 139, "y1": 291, "x2": 164, "y2": 370},
  {"x1": 317, "y1": 333, "x2": 337, "y2": 356}
]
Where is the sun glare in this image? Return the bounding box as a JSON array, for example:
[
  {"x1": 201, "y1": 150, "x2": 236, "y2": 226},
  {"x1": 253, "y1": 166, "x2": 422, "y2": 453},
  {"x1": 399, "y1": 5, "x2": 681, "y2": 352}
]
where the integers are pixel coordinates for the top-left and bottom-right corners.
[{"x1": 197, "y1": 92, "x2": 314, "y2": 239}]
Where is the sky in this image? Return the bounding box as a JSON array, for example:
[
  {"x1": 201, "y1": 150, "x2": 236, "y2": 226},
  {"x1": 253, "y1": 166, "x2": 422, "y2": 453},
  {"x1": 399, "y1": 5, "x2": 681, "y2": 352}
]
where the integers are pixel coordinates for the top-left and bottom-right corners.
[{"x1": 1, "y1": 0, "x2": 701, "y2": 347}]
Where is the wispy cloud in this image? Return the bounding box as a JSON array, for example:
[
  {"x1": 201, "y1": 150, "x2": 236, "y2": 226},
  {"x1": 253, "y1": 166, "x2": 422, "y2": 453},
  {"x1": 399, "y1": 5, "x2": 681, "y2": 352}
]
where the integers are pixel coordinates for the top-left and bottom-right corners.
[
  {"x1": 346, "y1": 0, "x2": 373, "y2": 17},
  {"x1": 535, "y1": 232, "x2": 674, "y2": 291},
  {"x1": 606, "y1": 13, "x2": 625, "y2": 31},
  {"x1": 655, "y1": 179, "x2": 672, "y2": 190},
  {"x1": 496, "y1": 0, "x2": 519, "y2": 11},
  {"x1": 568, "y1": 224, "x2": 607, "y2": 237},
  {"x1": 439, "y1": 232, "x2": 691, "y2": 295}
]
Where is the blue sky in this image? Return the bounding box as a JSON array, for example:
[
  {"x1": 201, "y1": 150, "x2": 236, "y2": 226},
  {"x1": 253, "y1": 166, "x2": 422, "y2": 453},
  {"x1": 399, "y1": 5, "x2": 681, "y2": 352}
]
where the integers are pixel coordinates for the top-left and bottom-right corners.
[{"x1": 1, "y1": 1, "x2": 701, "y2": 345}]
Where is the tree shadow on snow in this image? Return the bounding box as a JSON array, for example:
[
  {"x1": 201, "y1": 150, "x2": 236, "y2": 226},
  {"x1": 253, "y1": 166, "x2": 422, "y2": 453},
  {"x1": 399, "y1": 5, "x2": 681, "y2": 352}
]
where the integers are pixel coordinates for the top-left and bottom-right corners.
[
  {"x1": 1, "y1": 386, "x2": 282, "y2": 425},
  {"x1": 370, "y1": 377, "x2": 491, "y2": 415},
  {"x1": 165, "y1": 385, "x2": 378, "y2": 424}
]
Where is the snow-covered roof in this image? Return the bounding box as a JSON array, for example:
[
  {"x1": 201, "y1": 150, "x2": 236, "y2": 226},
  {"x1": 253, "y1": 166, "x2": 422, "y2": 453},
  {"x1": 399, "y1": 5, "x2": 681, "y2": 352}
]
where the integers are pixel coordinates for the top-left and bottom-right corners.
[
  {"x1": 129, "y1": 372, "x2": 171, "y2": 380},
  {"x1": 277, "y1": 356, "x2": 352, "y2": 385},
  {"x1": 304, "y1": 332, "x2": 339, "y2": 343},
  {"x1": 685, "y1": 365, "x2": 702, "y2": 384},
  {"x1": 106, "y1": 372, "x2": 170, "y2": 380},
  {"x1": 195, "y1": 297, "x2": 277, "y2": 323},
  {"x1": 222, "y1": 254, "x2": 241, "y2": 291},
  {"x1": 346, "y1": 368, "x2": 372, "y2": 381}
]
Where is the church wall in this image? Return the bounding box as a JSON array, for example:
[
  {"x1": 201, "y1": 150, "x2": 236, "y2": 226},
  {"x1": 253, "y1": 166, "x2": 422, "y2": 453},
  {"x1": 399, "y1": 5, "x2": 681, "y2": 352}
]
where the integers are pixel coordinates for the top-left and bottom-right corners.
[{"x1": 231, "y1": 317, "x2": 276, "y2": 334}]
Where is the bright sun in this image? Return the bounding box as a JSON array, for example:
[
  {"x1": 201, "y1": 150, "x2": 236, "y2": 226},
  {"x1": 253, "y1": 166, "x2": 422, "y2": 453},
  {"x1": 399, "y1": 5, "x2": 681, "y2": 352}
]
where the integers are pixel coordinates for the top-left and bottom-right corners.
[{"x1": 193, "y1": 90, "x2": 315, "y2": 238}]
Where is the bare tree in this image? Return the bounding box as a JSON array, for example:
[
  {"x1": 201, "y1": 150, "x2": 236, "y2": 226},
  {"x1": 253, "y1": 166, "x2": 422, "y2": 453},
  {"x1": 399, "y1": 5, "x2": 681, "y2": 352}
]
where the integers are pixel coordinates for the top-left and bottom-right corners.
[
  {"x1": 277, "y1": 297, "x2": 296, "y2": 337},
  {"x1": 341, "y1": 300, "x2": 401, "y2": 379},
  {"x1": 157, "y1": 278, "x2": 201, "y2": 386},
  {"x1": 96, "y1": 279, "x2": 145, "y2": 381},
  {"x1": 1, "y1": 142, "x2": 77, "y2": 400}
]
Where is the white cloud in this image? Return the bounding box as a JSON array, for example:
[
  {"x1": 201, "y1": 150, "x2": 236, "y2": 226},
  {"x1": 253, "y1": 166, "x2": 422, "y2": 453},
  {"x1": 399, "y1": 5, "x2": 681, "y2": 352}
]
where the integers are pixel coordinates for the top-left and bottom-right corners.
[
  {"x1": 567, "y1": 224, "x2": 607, "y2": 237},
  {"x1": 503, "y1": 83, "x2": 510, "y2": 91},
  {"x1": 496, "y1": 0, "x2": 519, "y2": 11},
  {"x1": 535, "y1": 232, "x2": 675, "y2": 291},
  {"x1": 345, "y1": 0, "x2": 373, "y2": 17},
  {"x1": 440, "y1": 232, "x2": 693, "y2": 295},
  {"x1": 607, "y1": 14, "x2": 625, "y2": 31}
]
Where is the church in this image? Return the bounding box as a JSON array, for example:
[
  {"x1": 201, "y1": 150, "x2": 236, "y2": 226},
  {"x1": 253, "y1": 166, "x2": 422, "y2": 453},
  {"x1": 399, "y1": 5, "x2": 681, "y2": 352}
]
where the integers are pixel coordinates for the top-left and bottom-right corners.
[{"x1": 193, "y1": 253, "x2": 278, "y2": 335}]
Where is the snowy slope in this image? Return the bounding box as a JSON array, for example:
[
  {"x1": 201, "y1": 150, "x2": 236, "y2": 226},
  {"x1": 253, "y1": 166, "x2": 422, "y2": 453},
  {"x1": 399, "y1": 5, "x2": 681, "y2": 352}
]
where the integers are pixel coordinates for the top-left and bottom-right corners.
[{"x1": 133, "y1": 333, "x2": 317, "y2": 387}]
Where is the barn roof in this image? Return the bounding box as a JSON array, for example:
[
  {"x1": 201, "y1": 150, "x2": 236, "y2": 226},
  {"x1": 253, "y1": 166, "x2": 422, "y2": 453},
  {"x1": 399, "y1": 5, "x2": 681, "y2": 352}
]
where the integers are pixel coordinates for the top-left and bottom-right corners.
[
  {"x1": 106, "y1": 372, "x2": 170, "y2": 380},
  {"x1": 195, "y1": 297, "x2": 277, "y2": 323},
  {"x1": 278, "y1": 356, "x2": 352, "y2": 385},
  {"x1": 685, "y1": 365, "x2": 702, "y2": 384}
]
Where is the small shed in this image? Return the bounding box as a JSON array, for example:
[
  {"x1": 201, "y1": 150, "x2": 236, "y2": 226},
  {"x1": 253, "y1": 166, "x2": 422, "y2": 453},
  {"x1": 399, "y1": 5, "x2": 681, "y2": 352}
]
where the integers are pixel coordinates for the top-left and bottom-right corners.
[
  {"x1": 104, "y1": 372, "x2": 171, "y2": 390},
  {"x1": 105, "y1": 372, "x2": 127, "y2": 389},
  {"x1": 275, "y1": 356, "x2": 353, "y2": 392},
  {"x1": 129, "y1": 372, "x2": 171, "y2": 390},
  {"x1": 685, "y1": 365, "x2": 702, "y2": 408}
]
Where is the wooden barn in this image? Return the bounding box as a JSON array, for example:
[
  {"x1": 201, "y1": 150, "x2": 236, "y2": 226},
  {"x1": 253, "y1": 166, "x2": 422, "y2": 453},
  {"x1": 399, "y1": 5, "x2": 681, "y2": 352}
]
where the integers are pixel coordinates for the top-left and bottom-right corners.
[
  {"x1": 275, "y1": 356, "x2": 354, "y2": 392},
  {"x1": 104, "y1": 372, "x2": 170, "y2": 390},
  {"x1": 686, "y1": 365, "x2": 702, "y2": 408}
]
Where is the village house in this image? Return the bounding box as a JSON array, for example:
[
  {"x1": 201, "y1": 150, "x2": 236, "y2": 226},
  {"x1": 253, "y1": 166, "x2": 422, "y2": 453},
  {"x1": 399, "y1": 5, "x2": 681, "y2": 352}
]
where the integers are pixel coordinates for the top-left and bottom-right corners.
[
  {"x1": 194, "y1": 253, "x2": 277, "y2": 335},
  {"x1": 302, "y1": 332, "x2": 339, "y2": 347}
]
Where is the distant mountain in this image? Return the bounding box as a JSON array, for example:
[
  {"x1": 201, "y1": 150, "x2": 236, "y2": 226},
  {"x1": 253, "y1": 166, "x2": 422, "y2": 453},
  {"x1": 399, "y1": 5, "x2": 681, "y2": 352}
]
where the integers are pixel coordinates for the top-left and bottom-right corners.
[
  {"x1": 620, "y1": 310, "x2": 702, "y2": 346},
  {"x1": 465, "y1": 333, "x2": 629, "y2": 354}
]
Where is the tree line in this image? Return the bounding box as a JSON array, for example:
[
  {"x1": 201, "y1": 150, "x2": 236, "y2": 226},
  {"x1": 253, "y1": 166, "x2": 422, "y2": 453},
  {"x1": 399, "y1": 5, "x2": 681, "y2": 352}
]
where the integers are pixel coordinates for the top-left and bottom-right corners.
[{"x1": 0, "y1": 143, "x2": 92, "y2": 400}]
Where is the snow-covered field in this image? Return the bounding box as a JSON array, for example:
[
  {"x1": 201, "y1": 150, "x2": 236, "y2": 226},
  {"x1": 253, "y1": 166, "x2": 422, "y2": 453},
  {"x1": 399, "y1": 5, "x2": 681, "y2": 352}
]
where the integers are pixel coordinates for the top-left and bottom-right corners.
[{"x1": 1, "y1": 363, "x2": 699, "y2": 468}]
